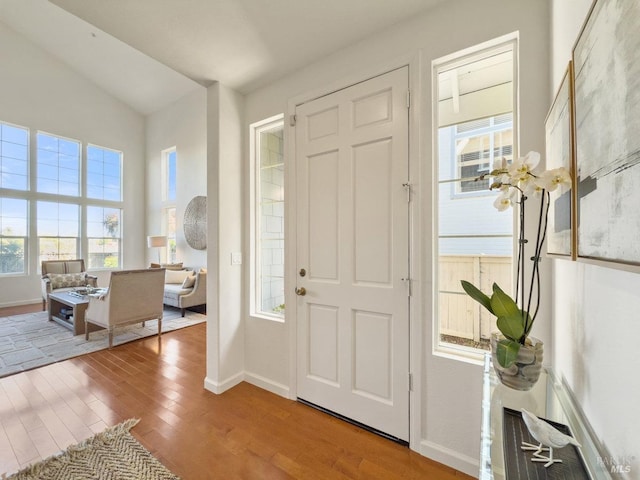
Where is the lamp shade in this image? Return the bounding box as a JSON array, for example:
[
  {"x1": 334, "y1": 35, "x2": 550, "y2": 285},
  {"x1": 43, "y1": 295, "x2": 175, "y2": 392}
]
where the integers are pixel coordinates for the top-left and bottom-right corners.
[{"x1": 147, "y1": 235, "x2": 167, "y2": 248}]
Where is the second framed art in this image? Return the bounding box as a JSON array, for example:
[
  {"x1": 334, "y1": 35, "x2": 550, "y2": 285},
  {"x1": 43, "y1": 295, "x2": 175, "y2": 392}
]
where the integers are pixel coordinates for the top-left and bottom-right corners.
[{"x1": 545, "y1": 61, "x2": 576, "y2": 259}]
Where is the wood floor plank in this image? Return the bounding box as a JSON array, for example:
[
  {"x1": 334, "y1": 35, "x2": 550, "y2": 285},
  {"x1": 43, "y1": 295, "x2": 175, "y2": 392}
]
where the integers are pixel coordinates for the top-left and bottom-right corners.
[{"x1": 0, "y1": 304, "x2": 476, "y2": 479}]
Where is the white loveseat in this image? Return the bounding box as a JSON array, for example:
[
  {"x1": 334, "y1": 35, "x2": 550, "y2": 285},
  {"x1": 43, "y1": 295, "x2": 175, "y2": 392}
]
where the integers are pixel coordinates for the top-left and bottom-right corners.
[{"x1": 161, "y1": 268, "x2": 207, "y2": 317}]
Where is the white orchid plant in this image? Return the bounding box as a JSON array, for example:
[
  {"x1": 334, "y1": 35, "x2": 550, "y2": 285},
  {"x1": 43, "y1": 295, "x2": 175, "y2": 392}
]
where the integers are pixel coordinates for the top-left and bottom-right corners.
[{"x1": 460, "y1": 151, "x2": 571, "y2": 368}]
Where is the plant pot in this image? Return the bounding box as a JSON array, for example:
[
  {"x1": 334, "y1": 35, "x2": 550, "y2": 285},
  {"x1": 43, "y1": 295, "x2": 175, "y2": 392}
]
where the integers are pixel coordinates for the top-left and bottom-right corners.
[{"x1": 490, "y1": 332, "x2": 543, "y2": 391}]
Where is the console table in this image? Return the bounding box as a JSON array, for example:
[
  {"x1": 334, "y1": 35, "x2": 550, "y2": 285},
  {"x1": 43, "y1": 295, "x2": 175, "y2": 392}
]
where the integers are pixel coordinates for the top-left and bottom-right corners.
[{"x1": 480, "y1": 354, "x2": 615, "y2": 479}]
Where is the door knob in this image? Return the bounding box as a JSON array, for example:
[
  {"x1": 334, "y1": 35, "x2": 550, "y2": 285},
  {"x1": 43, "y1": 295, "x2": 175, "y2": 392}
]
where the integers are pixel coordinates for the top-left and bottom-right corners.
[{"x1": 295, "y1": 287, "x2": 306, "y2": 296}]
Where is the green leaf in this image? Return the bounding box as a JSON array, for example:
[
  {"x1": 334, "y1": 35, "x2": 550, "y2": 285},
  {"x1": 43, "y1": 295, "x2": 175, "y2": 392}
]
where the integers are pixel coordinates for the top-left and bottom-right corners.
[
  {"x1": 497, "y1": 314, "x2": 525, "y2": 342},
  {"x1": 460, "y1": 280, "x2": 493, "y2": 314},
  {"x1": 490, "y1": 283, "x2": 520, "y2": 318},
  {"x1": 496, "y1": 339, "x2": 521, "y2": 368}
]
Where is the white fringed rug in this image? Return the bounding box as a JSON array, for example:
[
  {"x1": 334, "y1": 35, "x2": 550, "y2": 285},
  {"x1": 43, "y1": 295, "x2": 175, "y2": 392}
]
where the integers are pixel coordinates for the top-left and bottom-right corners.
[
  {"x1": 0, "y1": 307, "x2": 206, "y2": 378},
  {"x1": 7, "y1": 419, "x2": 179, "y2": 480}
]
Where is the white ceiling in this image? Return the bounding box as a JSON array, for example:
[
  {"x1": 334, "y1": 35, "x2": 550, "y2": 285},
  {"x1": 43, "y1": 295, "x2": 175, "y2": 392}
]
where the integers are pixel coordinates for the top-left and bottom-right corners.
[{"x1": 0, "y1": 0, "x2": 447, "y2": 115}]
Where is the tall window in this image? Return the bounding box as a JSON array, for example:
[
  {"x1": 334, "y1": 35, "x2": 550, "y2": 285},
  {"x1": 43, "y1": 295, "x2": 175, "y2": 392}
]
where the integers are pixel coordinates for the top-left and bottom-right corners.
[
  {"x1": 166, "y1": 149, "x2": 176, "y2": 202},
  {"x1": 0, "y1": 198, "x2": 27, "y2": 274},
  {"x1": 0, "y1": 123, "x2": 124, "y2": 273},
  {"x1": 434, "y1": 38, "x2": 516, "y2": 354},
  {"x1": 162, "y1": 148, "x2": 177, "y2": 263},
  {"x1": 250, "y1": 115, "x2": 285, "y2": 320}
]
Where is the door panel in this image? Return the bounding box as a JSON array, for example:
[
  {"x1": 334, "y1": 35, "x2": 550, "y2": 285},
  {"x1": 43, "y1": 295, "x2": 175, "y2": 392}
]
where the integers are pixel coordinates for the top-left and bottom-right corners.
[
  {"x1": 353, "y1": 138, "x2": 392, "y2": 285},
  {"x1": 296, "y1": 67, "x2": 410, "y2": 441}
]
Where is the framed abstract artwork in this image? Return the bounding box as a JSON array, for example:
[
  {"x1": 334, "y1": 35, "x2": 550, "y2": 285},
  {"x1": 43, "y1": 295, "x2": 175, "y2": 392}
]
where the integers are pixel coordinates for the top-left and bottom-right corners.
[
  {"x1": 572, "y1": 0, "x2": 640, "y2": 269},
  {"x1": 545, "y1": 62, "x2": 576, "y2": 259}
]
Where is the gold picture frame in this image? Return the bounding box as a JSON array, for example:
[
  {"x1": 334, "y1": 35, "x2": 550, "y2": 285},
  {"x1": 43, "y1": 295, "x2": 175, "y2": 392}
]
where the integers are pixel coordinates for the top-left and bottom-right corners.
[{"x1": 545, "y1": 61, "x2": 576, "y2": 259}]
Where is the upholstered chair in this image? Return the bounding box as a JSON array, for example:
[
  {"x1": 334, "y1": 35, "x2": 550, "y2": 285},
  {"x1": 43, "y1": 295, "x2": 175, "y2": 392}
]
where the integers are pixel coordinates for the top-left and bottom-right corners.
[{"x1": 85, "y1": 268, "x2": 165, "y2": 348}]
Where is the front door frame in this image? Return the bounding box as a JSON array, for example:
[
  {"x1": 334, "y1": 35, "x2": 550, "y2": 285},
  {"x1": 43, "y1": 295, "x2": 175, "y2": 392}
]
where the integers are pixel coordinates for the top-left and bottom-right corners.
[{"x1": 285, "y1": 51, "x2": 423, "y2": 451}]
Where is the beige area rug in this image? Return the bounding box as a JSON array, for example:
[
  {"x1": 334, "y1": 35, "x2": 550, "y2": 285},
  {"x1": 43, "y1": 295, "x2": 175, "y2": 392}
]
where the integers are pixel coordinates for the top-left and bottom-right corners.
[
  {"x1": 0, "y1": 307, "x2": 206, "y2": 378},
  {"x1": 7, "y1": 419, "x2": 179, "y2": 480}
]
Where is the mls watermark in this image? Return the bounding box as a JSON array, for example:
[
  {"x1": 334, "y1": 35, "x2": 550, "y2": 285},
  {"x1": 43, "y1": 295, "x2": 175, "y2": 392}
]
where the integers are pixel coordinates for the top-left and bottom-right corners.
[{"x1": 597, "y1": 455, "x2": 635, "y2": 474}]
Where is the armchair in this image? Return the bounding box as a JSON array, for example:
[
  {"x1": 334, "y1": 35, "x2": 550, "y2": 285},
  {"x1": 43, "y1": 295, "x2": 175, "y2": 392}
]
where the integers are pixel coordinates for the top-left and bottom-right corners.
[
  {"x1": 85, "y1": 268, "x2": 165, "y2": 348},
  {"x1": 41, "y1": 259, "x2": 97, "y2": 310}
]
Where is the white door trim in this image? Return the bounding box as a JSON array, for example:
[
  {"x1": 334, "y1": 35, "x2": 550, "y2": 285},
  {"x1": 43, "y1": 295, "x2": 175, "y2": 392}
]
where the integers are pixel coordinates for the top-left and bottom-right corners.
[{"x1": 285, "y1": 51, "x2": 423, "y2": 451}]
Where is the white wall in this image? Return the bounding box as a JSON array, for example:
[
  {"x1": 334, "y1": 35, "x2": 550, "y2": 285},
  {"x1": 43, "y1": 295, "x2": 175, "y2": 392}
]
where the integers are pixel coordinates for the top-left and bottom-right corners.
[
  {"x1": 205, "y1": 83, "x2": 246, "y2": 393},
  {"x1": 551, "y1": 1, "x2": 640, "y2": 476},
  {"x1": 0, "y1": 22, "x2": 145, "y2": 305},
  {"x1": 146, "y1": 87, "x2": 207, "y2": 269},
  {"x1": 243, "y1": 0, "x2": 550, "y2": 475}
]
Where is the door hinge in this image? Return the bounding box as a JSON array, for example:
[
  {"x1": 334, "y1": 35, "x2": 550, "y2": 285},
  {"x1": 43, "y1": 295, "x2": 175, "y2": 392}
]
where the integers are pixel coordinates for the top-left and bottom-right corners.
[
  {"x1": 289, "y1": 114, "x2": 297, "y2": 127},
  {"x1": 401, "y1": 277, "x2": 412, "y2": 297},
  {"x1": 406, "y1": 89, "x2": 411, "y2": 109},
  {"x1": 402, "y1": 182, "x2": 411, "y2": 203},
  {"x1": 408, "y1": 373, "x2": 413, "y2": 391}
]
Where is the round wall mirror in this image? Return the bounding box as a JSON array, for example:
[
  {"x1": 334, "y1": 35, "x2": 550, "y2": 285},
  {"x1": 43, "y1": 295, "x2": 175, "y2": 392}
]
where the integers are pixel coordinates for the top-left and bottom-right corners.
[{"x1": 184, "y1": 196, "x2": 207, "y2": 250}]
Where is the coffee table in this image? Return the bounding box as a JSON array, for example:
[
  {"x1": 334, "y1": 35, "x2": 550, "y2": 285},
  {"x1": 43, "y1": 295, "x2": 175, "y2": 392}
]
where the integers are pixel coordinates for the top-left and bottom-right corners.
[{"x1": 48, "y1": 291, "x2": 102, "y2": 335}]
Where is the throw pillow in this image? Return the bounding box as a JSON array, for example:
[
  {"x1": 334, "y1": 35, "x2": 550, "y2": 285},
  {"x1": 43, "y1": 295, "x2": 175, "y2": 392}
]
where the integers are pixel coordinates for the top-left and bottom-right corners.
[
  {"x1": 47, "y1": 273, "x2": 87, "y2": 289},
  {"x1": 164, "y1": 263, "x2": 184, "y2": 271},
  {"x1": 165, "y1": 269, "x2": 193, "y2": 284},
  {"x1": 181, "y1": 274, "x2": 196, "y2": 289}
]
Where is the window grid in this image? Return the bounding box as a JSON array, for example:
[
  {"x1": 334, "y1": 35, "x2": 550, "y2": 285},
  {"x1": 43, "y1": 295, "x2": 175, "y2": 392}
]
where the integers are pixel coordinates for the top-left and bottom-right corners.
[
  {"x1": 252, "y1": 117, "x2": 285, "y2": 320},
  {"x1": 87, "y1": 206, "x2": 121, "y2": 269},
  {"x1": 0, "y1": 123, "x2": 29, "y2": 191},
  {"x1": 0, "y1": 121, "x2": 125, "y2": 274},
  {"x1": 87, "y1": 144, "x2": 122, "y2": 201},
  {"x1": 36, "y1": 132, "x2": 80, "y2": 197}
]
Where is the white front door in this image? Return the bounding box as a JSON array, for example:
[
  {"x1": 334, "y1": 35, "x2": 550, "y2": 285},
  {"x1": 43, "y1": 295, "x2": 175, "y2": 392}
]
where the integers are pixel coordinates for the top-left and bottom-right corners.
[{"x1": 295, "y1": 67, "x2": 410, "y2": 441}]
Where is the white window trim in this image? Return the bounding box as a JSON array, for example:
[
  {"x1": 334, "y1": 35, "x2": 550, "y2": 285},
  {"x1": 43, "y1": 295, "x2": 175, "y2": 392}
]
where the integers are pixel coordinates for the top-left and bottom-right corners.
[
  {"x1": 249, "y1": 114, "x2": 285, "y2": 322},
  {"x1": 432, "y1": 33, "x2": 519, "y2": 363}
]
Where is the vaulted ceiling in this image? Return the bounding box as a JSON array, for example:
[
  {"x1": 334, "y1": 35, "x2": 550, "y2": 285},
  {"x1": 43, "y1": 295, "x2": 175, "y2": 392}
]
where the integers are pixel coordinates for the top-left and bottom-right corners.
[{"x1": 0, "y1": 0, "x2": 447, "y2": 114}]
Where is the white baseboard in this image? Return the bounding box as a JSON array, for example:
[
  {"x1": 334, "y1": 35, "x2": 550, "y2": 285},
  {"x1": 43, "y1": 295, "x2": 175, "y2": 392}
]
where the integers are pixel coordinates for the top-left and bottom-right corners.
[
  {"x1": 0, "y1": 298, "x2": 41, "y2": 309},
  {"x1": 203, "y1": 371, "x2": 245, "y2": 394},
  {"x1": 420, "y1": 439, "x2": 479, "y2": 478},
  {"x1": 244, "y1": 371, "x2": 290, "y2": 398}
]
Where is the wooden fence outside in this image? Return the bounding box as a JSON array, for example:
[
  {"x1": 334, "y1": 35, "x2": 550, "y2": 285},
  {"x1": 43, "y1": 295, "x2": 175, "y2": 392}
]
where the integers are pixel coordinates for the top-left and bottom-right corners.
[{"x1": 439, "y1": 255, "x2": 512, "y2": 343}]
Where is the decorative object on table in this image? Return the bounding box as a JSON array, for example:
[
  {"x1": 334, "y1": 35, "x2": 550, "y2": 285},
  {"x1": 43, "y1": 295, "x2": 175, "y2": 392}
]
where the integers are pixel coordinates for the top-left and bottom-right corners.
[
  {"x1": 460, "y1": 151, "x2": 571, "y2": 390},
  {"x1": 502, "y1": 408, "x2": 589, "y2": 479},
  {"x1": 6, "y1": 419, "x2": 179, "y2": 480},
  {"x1": 573, "y1": 0, "x2": 640, "y2": 269},
  {"x1": 544, "y1": 60, "x2": 576, "y2": 259},
  {"x1": 184, "y1": 195, "x2": 207, "y2": 250},
  {"x1": 520, "y1": 409, "x2": 581, "y2": 468},
  {"x1": 147, "y1": 235, "x2": 167, "y2": 263}
]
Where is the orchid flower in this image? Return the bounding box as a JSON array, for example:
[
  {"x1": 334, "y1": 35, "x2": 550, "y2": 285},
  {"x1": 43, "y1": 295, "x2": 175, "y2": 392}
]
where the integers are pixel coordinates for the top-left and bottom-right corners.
[
  {"x1": 537, "y1": 167, "x2": 571, "y2": 192},
  {"x1": 507, "y1": 151, "x2": 541, "y2": 184},
  {"x1": 493, "y1": 186, "x2": 516, "y2": 211}
]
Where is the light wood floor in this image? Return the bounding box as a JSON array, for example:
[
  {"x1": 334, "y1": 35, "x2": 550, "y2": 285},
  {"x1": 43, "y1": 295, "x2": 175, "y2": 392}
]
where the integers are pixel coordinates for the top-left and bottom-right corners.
[{"x1": 0, "y1": 303, "x2": 475, "y2": 479}]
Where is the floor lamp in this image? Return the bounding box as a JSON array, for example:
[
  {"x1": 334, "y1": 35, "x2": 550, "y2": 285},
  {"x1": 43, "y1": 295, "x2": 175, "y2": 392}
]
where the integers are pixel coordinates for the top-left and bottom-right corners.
[{"x1": 147, "y1": 235, "x2": 167, "y2": 263}]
